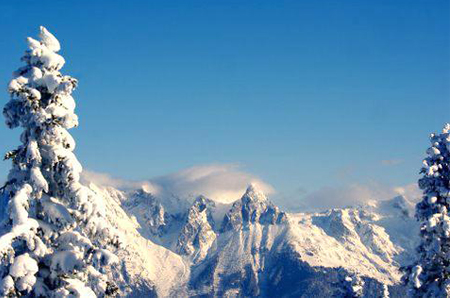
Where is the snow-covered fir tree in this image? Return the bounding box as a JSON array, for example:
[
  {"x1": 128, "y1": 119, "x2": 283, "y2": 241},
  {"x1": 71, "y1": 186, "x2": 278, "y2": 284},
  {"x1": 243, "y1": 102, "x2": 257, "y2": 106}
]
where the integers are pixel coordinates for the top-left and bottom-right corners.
[
  {"x1": 404, "y1": 123, "x2": 450, "y2": 297},
  {"x1": 0, "y1": 27, "x2": 120, "y2": 297}
]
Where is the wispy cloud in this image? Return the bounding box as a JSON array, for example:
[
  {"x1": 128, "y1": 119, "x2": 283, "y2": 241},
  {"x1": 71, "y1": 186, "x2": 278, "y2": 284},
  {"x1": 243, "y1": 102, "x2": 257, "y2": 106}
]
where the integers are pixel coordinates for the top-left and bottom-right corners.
[
  {"x1": 82, "y1": 164, "x2": 421, "y2": 212},
  {"x1": 82, "y1": 164, "x2": 274, "y2": 204},
  {"x1": 81, "y1": 170, "x2": 160, "y2": 193},
  {"x1": 296, "y1": 181, "x2": 421, "y2": 212}
]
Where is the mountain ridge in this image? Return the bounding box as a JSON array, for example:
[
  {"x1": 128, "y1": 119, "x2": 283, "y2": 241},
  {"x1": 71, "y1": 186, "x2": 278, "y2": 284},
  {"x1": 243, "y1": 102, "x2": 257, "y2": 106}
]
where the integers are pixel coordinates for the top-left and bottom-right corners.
[{"x1": 78, "y1": 181, "x2": 420, "y2": 297}]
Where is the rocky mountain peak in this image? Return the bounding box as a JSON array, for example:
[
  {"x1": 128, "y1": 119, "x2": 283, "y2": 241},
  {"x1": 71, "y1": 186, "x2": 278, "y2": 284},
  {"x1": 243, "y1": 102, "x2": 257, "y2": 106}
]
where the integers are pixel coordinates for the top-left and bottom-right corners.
[
  {"x1": 191, "y1": 195, "x2": 215, "y2": 214},
  {"x1": 123, "y1": 190, "x2": 167, "y2": 236},
  {"x1": 221, "y1": 184, "x2": 287, "y2": 232},
  {"x1": 374, "y1": 195, "x2": 416, "y2": 218},
  {"x1": 87, "y1": 184, "x2": 419, "y2": 297},
  {"x1": 175, "y1": 196, "x2": 216, "y2": 262},
  {"x1": 242, "y1": 183, "x2": 267, "y2": 202}
]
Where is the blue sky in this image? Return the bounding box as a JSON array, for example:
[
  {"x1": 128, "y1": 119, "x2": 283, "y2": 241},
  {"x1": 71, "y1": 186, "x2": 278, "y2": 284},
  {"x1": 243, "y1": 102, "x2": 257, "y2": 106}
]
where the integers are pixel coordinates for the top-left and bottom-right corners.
[{"x1": 0, "y1": 1, "x2": 448, "y2": 207}]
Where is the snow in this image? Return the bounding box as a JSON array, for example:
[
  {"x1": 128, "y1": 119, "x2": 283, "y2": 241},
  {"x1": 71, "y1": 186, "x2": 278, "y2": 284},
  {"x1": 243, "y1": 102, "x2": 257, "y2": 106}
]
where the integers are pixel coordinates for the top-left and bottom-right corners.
[
  {"x1": 1, "y1": 24, "x2": 438, "y2": 297},
  {"x1": 176, "y1": 196, "x2": 217, "y2": 262},
  {"x1": 45, "y1": 103, "x2": 68, "y2": 118},
  {"x1": 404, "y1": 124, "x2": 450, "y2": 296},
  {"x1": 93, "y1": 249, "x2": 119, "y2": 267},
  {"x1": 32, "y1": 237, "x2": 48, "y2": 257},
  {"x1": 0, "y1": 276, "x2": 14, "y2": 295},
  {"x1": 1, "y1": 26, "x2": 122, "y2": 296},
  {"x1": 30, "y1": 167, "x2": 49, "y2": 193},
  {"x1": 39, "y1": 26, "x2": 61, "y2": 52},
  {"x1": 28, "y1": 88, "x2": 41, "y2": 100},
  {"x1": 51, "y1": 250, "x2": 84, "y2": 273},
  {"x1": 15, "y1": 273, "x2": 37, "y2": 292},
  {"x1": 39, "y1": 126, "x2": 76, "y2": 149},
  {"x1": 41, "y1": 196, "x2": 74, "y2": 227},
  {"x1": 59, "y1": 94, "x2": 76, "y2": 111},
  {"x1": 58, "y1": 231, "x2": 92, "y2": 249},
  {"x1": 57, "y1": 279, "x2": 96, "y2": 298},
  {"x1": 8, "y1": 79, "x2": 21, "y2": 93},
  {"x1": 61, "y1": 112, "x2": 79, "y2": 129},
  {"x1": 26, "y1": 140, "x2": 42, "y2": 164},
  {"x1": 288, "y1": 208, "x2": 405, "y2": 285},
  {"x1": 41, "y1": 73, "x2": 60, "y2": 93},
  {"x1": 26, "y1": 37, "x2": 41, "y2": 50},
  {"x1": 292, "y1": 195, "x2": 419, "y2": 282},
  {"x1": 9, "y1": 253, "x2": 38, "y2": 278},
  {"x1": 428, "y1": 196, "x2": 437, "y2": 204},
  {"x1": 411, "y1": 266, "x2": 423, "y2": 289},
  {"x1": 28, "y1": 66, "x2": 43, "y2": 80},
  {"x1": 0, "y1": 218, "x2": 39, "y2": 247},
  {"x1": 89, "y1": 185, "x2": 188, "y2": 296},
  {"x1": 86, "y1": 181, "x2": 419, "y2": 296},
  {"x1": 10, "y1": 184, "x2": 32, "y2": 225}
]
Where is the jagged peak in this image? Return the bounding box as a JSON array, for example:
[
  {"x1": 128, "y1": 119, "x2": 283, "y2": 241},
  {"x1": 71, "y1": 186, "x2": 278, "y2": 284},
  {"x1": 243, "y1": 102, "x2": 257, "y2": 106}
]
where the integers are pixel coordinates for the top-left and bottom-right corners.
[
  {"x1": 194, "y1": 194, "x2": 211, "y2": 204},
  {"x1": 220, "y1": 184, "x2": 286, "y2": 232},
  {"x1": 191, "y1": 195, "x2": 215, "y2": 212},
  {"x1": 242, "y1": 183, "x2": 267, "y2": 202},
  {"x1": 389, "y1": 195, "x2": 409, "y2": 206},
  {"x1": 363, "y1": 195, "x2": 415, "y2": 219}
]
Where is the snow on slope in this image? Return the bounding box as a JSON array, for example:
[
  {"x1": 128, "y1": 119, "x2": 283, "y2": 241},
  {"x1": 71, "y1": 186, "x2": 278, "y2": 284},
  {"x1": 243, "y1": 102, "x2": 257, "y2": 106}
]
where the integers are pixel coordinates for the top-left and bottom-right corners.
[
  {"x1": 86, "y1": 184, "x2": 188, "y2": 297},
  {"x1": 18, "y1": 180, "x2": 416, "y2": 297},
  {"x1": 289, "y1": 209, "x2": 401, "y2": 285}
]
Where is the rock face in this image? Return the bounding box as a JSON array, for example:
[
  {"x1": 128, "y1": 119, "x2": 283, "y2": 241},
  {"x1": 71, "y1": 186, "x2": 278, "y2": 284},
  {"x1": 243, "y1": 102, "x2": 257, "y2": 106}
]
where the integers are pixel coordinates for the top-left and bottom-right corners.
[
  {"x1": 61, "y1": 183, "x2": 419, "y2": 297},
  {"x1": 123, "y1": 190, "x2": 167, "y2": 236},
  {"x1": 312, "y1": 208, "x2": 400, "y2": 263},
  {"x1": 176, "y1": 196, "x2": 216, "y2": 262},
  {"x1": 222, "y1": 185, "x2": 287, "y2": 232}
]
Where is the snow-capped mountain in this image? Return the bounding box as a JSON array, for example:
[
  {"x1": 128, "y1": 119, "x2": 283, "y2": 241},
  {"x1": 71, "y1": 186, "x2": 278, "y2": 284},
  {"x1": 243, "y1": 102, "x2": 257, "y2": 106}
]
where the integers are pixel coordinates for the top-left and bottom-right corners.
[{"x1": 84, "y1": 182, "x2": 419, "y2": 297}]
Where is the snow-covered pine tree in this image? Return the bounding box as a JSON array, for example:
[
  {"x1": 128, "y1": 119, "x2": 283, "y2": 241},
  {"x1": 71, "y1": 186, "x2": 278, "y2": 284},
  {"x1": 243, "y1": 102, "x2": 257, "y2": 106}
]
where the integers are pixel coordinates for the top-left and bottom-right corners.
[
  {"x1": 0, "y1": 27, "x2": 120, "y2": 297},
  {"x1": 404, "y1": 123, "x2": 450, "y2": 297}
]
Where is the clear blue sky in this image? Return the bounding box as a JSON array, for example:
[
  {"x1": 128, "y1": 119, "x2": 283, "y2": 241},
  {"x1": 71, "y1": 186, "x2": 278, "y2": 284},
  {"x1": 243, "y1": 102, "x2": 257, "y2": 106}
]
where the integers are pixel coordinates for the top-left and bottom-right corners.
[{"x1": 0, "y1": 1, "x2": 448, "y2": 203}]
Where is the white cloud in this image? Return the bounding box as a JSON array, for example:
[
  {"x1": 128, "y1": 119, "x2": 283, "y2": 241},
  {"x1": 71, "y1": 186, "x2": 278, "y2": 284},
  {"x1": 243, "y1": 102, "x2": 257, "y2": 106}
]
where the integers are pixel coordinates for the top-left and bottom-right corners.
[
  {"x1": 82, "y1": 164, "x2": 274, "y2": 204},
  {"x1": 392, "y1": 183, "x2": 422, "y2": 203},
  {"x1": 81, "y1": 170, "x2": 160, "y2": 193},
  {"x1": 151, "y1": 164, "x2": 274, "y2": 203},
  {"x1": 82, "y1": 165, "x2": 422, "y2": 212},
  {"x1": 297, "y1": 181, "x2": 421, "y2": 212}
]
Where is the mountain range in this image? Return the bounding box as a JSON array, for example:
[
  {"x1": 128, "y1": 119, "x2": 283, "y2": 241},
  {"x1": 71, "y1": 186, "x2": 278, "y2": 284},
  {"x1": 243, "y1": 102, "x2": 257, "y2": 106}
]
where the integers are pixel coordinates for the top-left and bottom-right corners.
[{"x1": 77, "y1": 181, "x2": 420, "y2": 297}]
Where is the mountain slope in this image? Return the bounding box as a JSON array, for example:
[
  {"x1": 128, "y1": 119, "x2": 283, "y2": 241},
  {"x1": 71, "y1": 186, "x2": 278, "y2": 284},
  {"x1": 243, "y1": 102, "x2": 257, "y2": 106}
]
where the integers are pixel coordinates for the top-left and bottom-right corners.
[
  {"x1": 0, "y1": 181, "x2": 416, "y2": 296},
  {"x1": 82, "y1": 182, "x2": 419, "y2": 297},
  {"x1": 86, "y1": 184, "x2": 188, "y2": 297}
]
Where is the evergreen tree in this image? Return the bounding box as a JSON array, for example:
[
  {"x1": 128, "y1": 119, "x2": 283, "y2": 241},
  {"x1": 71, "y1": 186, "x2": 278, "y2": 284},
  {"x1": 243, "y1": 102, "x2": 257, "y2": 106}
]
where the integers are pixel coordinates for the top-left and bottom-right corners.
[
  {"x1": 0, "y1": 27, "x2": 119, "y2": 297},
  {"x1": 404, "y1": 123, "x2": 450, "y2": 297}
]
